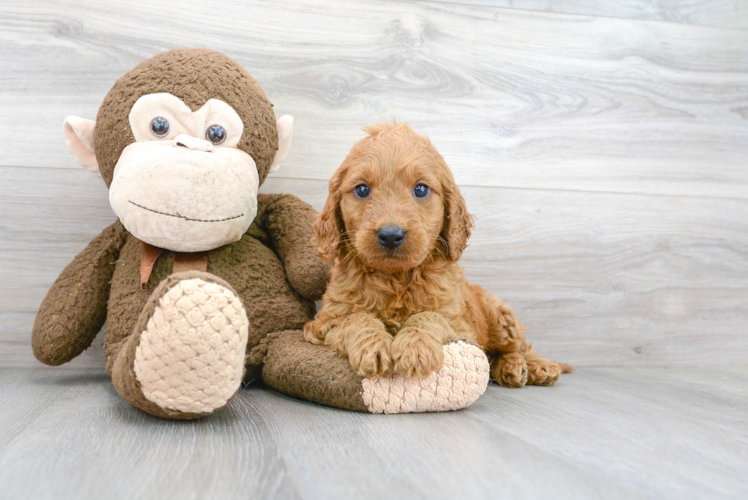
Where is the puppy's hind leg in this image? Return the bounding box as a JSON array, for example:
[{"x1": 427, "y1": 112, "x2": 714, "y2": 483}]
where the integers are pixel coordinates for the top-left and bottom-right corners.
[
  {"x1": 524, "y1": 347, "x2": 574, "y2": 387},
  {"x1": 477, "y1": 291, "x2": 530, "y2": 388},
  {"x1": 491, "y1": 353, "x2": 528, "y2": 388},
  {"x1": 473, "y1": 285, "x2": 571, "y2": 387}
]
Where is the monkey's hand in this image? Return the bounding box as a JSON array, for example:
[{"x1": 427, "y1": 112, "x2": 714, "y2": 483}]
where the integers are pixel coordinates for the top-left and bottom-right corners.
[
  {"x1": 32, "y1": 220, "x2": 128, "y2": 365},
  {"x1": 256, "y1": 193, "x2": 331, "y2": 300}
]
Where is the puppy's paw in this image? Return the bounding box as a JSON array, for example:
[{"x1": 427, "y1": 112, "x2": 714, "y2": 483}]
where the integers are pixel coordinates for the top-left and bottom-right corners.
[
  {"x1": 491, "y1": 352, "x2": 528, "y2": 388},
  {"x1": 303, "y1": 319, "x2": 325, "y2": 345},
  {"x1": 348, "y1": 330, "x2": 392, "y2": 377},
  {"x1": 390, "y1": 328, "x2": 444, "y2": 378},
  {"x1": 527, "y1": 359, "x2": 562, "y2": 386}
]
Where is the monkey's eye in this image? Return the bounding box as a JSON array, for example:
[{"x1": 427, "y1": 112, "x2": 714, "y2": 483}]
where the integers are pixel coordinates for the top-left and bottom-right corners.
[
  {"x1": 413, "y1": 183, "x2": 430, "y2": 198},
  {"x1": 150, "y1": 117, "x2": 170, "y2": 138},
  {"x1": 354, "y1": 184, "x2": 370, "y2": 199},
  {"x1": 206, "y1": 125, "x2": 226, "y2": 145}
]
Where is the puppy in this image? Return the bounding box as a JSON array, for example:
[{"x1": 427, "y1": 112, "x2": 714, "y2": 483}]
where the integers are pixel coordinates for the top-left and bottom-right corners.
[{"x1": 304, "y1": 122, "x2": 571, "y2": 387}]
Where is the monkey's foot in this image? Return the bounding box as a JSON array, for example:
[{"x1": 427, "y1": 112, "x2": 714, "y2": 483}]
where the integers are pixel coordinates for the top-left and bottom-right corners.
[
  {"x1": 362, "y1": 341, "x2": 490, "y2": 414},
  {"x1": 113, "y1": 271, "x2": 249, "y2": 419}
]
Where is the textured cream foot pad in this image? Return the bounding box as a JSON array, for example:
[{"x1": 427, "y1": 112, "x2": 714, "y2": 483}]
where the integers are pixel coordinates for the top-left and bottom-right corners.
[
  {"x1": 134, "y1": 278, "x2": 249, "y2": 414},
  {"x1": 362, "y1": 341, "x2": 490, "y2": 414}
]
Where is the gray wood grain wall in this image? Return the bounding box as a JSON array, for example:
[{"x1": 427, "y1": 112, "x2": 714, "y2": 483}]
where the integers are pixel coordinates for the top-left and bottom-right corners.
[{"x1": 1, "y1": 0, "x2": 746, "y2": 368}]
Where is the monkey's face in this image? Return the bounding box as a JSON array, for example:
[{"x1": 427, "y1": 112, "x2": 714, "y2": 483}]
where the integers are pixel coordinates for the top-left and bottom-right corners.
[
  {"x1": 63, "y1": 49, "x2": 293, "y2": 253},
  {"x1": 108, "y1": 93, "x2": 259, "y2": 252}
]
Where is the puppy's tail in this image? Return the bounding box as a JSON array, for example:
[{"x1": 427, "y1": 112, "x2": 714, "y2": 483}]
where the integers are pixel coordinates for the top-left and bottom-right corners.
[{"x1": 558, "y1": 362, "x2": 574, "y2": 373}]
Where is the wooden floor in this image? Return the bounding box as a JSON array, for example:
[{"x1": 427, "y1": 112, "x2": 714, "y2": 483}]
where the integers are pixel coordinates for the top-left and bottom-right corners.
[
  {"x1": 0, "y1": 365, "x2": 746, "y2": 500},
  {"x1": 2, "y1": 0, "x2": 748, "y2": 368},
  {"x1": 2, "y1": 0, "x2": 747, "y2": 498}
]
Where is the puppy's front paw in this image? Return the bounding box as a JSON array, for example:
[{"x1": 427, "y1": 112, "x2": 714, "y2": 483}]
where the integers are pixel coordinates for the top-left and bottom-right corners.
[
  {"x1": 348, "y1": 330, "x2": 392, "y2": 377},
  {"x1": 491, "y1": 352, "x2": 528, "y2": 388},
  {"x1": 391, "y1": 328, "x2": 444, "y2": 378},
  {"x1": 303, "y1": 319, "x2": 325, "y2": 345}
]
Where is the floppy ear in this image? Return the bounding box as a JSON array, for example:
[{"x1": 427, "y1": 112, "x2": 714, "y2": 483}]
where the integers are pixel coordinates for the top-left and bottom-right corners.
[
  {"x1": 315, "y1": 164, "x2": 348, "y2": 261},
  {"x1": 441, "y1": 176, "x2": 474, "y2": 261},
  {"x1": 63, "y1": 116, "x2": 99, "y2": 173},
  {"x1": 269, "y1": 115, "x2": 294, "y2": 173}
]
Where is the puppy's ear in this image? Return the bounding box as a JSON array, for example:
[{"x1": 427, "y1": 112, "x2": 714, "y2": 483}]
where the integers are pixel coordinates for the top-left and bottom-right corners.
[
  {"x1": 441, "y1": 175, "x2": 474, "y2": 261},
  {"x1": 315, "y1": 164, "x2": 348, "y2": 261}
]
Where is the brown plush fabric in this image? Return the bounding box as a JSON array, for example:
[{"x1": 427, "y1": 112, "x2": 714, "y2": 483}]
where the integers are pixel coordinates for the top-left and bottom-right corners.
[
  {"x1": 262, "y1": 331, "x2": 367, "y2": 412},
  {"x1": 111, "y1": 333, "x2": 206, "y2": 420},
  {"x1": 103, "y1": 195, "x2": 320, "y2": 377},
  {"x1": 33, "y1": 49, "x2": 365, "y2": 418},
  {"x1": 255, "y1": 194, "x2": 331, "y2": 301},
  {"x1": 110, "y1": 271, "x2": 239, "y2": 420},
  {"x1": 33, "y1": 198, "x2": 329, "y2": 412},
  {"x1": 94, "y1": 49, "x2": 278, "y2": 187},
  {"x1": 32, "y1": 221, "x2": 128, "y2": 365}
]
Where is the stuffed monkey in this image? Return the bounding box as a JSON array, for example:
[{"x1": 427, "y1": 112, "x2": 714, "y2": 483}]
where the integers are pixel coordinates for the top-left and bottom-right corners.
[{"x1": 32, "y1": 49, "x2": 489, "y2": 418}]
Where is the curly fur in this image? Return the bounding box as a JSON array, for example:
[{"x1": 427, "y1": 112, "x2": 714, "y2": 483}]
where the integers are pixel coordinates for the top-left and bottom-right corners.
[{"x1": 305, "y1": 122, "x2": 571, "y2": 386}]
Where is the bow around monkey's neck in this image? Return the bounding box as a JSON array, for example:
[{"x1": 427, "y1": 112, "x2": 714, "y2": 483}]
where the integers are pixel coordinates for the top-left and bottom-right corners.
[{"x1": 139, "y1": 242, "x2": 208, "y2": 288}]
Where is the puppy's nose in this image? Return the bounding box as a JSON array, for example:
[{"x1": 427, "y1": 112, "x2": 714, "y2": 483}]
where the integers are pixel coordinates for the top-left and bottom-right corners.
[{"x1": 377, "y1": 225, "x2": 406, "y2": 250}]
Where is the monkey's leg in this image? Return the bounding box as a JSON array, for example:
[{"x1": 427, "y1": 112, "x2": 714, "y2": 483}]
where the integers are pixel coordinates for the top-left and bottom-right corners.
[
  {"x1": 110, "y1": 271, "x2": 249, "y2": 419},
  {"x1": 261, "y1": 331, "x2": 490, "y2": 414}
]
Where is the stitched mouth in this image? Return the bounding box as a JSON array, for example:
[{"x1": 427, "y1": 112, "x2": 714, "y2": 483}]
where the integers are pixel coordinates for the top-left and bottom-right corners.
[{"x1": 129, "y1": 200, "x2": 243, "y2": 223}]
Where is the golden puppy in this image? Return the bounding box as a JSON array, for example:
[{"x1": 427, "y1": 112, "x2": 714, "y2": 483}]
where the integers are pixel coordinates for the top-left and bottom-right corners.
[{"x1": 304, "y1": 122, "x2": 571, "y2": 387}]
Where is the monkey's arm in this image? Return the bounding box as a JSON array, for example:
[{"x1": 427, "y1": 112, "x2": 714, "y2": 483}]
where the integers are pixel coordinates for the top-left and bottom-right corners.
[
  {"x1": 255, "y1": 193, "x2": 330, "y2": 300},
  {"x1": 32, "y1": 220, "x2": 129, "y2": 365}
]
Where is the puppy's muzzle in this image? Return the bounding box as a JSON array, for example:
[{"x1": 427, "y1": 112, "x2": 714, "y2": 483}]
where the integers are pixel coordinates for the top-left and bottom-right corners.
[{"x1": 377, "y1": 225, "x2": 406, "y2": 250}]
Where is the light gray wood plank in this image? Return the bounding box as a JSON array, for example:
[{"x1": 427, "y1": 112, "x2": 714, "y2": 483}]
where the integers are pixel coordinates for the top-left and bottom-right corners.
[
  {"x1": 2, "y1": 3, "x2": 746, "y2": 498},
  {"x1": 0, "y1": 368, "x2": 300, "y2": 500},
  {"x1": 468, "y1": 365, "x2": 748, "y2": 499},
  {"x1": 241, "y1": 390, "x2": 642, "y2": 500},
  {"x1": 427, "y1": 0, "x2": 748, "y2": 30},
  {"x1": 1, "y1": 1, "x2": 746, "y2": 369},
  {"x1": 0, "y1": 1, "x2": 747, "y2": 199},
  {"x1": 2, "y1": 167, "x2": 746, "y2": 368},
  {"x1": 0, "y1": 366, "x2": 745, "y2": 500}
]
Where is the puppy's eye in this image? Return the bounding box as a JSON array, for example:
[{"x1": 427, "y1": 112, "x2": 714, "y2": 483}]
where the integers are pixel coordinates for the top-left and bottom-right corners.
[
  {"x1": 206, "y1": 125, "x2": 226, "y2": 145},
  {"x1": 354, "y1": 184, "x2": 371, "y2": 199},
  {"x1": 413, "y1": 183, "x2": 430, "y2": 199},
  {"x1": 150, "y1": 117, "x2": 170, "y2": 138}
]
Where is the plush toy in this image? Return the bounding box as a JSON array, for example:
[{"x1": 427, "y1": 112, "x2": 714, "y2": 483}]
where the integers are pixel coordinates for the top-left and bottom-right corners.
[{"x1": 32, "y1": 49, "x2": 489, "y2": 418}]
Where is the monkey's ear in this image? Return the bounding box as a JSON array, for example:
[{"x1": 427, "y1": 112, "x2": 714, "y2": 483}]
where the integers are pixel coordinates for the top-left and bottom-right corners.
[
  {"x1": 63, "y1": 116, "x2": 99, "y2": 173},
  {"x1": 269, "y1": 115, "x2": 294, "y2": 173}
]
